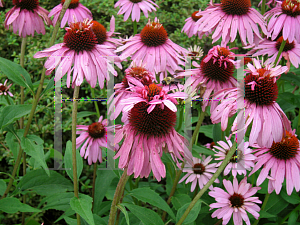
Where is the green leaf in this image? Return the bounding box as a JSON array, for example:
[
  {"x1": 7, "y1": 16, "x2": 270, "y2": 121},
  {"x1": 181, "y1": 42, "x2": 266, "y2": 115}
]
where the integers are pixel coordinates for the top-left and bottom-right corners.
[
  {"x1": 40, "y1": 192, "x2": 74, "y2": 211},
  {"x1": 70, "y1": 194, "x2": 95, "y2": 225},
  {"x1": 117, "y1": 204, "x2": 130, "y2": 225},
  {"x1": 265, "y1": 193, "x2": 289, "y2": 215},
  {"x1": 199, "y1": 124, "x2": 213, "y2": 139},
  {"x1": 64, "y1": 141, "x2": 83, "y2": 181},
  {"x1": 176, "y1": 200, "x2": 201, "y2": 224},
  {"x1": 77, "y1": 111, "x2": 97, "y2": 118},
  {"x1": 171, "y1": 194, "x2": 192, "y2": 210},
  {"x1": 13, "y1": 169, "x2": 73, "y2": 196},
  {"x1": 0, "y1": 179, "x2": 7, "y2": 196},
  {"x1": 212, "y1": 123, "x2": 222, "y2": 143},
  {"x1": 258, "y1": 210, "x2": 276, "y2": 219},
  {"x1": 0, "y1": 57, "x2": 33, "y2": 93},
  {"x1": 64, "y1": 217, "x2": 77, "y2": 225},
  {"x1": 40, "y1": 77, "x2": 54, "y2": 97},
  {"x1": 128, "y1": 187, "x2": 175, "y2": 220},
  {"x1": 280, "y1": 72, "x2": 300, "y2": 86},
  {"x1": 93, "y1": 167, "x2": 117, "y2": 214},
  {"x1": 122, "y1": 203, "x2": 164, "y2": 225},
  {"x1": 0, "y1": 197, "x2": 41, "y2": 213},
  {"x1": 288, "y1": 210, "x2": 298, "y2": 225},
  {"x1": 280, "y1": 190, "x2": 300, "y2": 204},
  {"x1": 4, "y1": 129, "x2": 20, "y2": 162},
  {"x1": 0, "y1": 105, "x2": 32, "y2": 129},
  {"x1": 21, "y1": 136, "x2": 49, "y2": 176},
  {"x1": 193, "y1": 145, "x2": 215, "y2": 156}
]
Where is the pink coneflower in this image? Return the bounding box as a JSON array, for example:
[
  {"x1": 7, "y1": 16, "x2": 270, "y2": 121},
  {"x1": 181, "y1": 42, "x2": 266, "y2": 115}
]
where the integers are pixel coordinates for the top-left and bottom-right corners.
[
  {"x1": 0, "y1": 79, "x2": 13, "y2": 97},
  {"x1": 209, "y1": 177, "x2": 262, "y2": 225},
  {"x1": 211, "y1": 59, "x2": 291, "y2": 148},
  {"x1": 213, "y1": 138, "x2": 256, "y2": 177},
  {"x1": 179, "y1": 154, "x2": 219, "y2": 192},
  {"x1": 0, "y1": 0, "x2": 5, "y2": 7},
  {"x1": 117, "y1": 18, "x2": 187, "y2": 79},
  {"x1": 90, "y1": 17, "x2": 122, "y2": 49},
  {"x1": 114, "y1": 83, "x2": 188, "y2": 181},
  {"x1": 250, "y1": 130, "x2": 300, "y2": 195},
  {"x1": 265, "y1": 0, "x2": 300, "y2": 43},
  {"x1": 114, "y1": 0, "x2": 158, "y2": 22},
  {"x1": 178, "y1": 45, "x2": 237, "y2": 112},
  {"x1": 34, "y1": 19, "x2": 121, "y2": 89},
  {"x1": 48, "y1": 0, "x2": 92, "y2": 28},
  {"x1": 76, "y1": 116, "x2": 113, "y2": 165},
  {"x1": 108, "y1": 63, "x2": 155, "y2": 120},
  {"x1": 204, "y1": 141, "x2": 216, "y2": 149},
  {"x1": 182, "y1": 10, "x2": 211, "y2": 38},
  {"x1": 4, "y1": 0, "x2": 52, "y2": 37},
  {"x1": 247, "y1": 36, "x2": 300, "y2": 69},
  {"x1": 195, "y1": 0, "x2": 267, "y2": 46}
]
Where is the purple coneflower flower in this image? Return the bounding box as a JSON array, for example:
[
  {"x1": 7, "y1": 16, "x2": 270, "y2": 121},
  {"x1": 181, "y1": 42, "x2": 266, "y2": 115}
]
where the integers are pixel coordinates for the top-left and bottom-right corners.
[
  {"x1": 250, "y1": 130, "x2": 300, "y2": 195},
  {"x1": 209, "y1": 177, "x2": 262, "y2": 225},
  {"x1": 34, "y1": 19, "x2": 121, "y2": 89},
  {"x1": 265, "y1": 0, "x2": 300, "y2": 43},
  {"x1": 247, "y1": 36, "x2": 300, "y2": 69},
  {"x1": 117, "y1": 18, "x2": 187, "y2": 79},
  {"x1": 0, "y1": 79, "x2": 13, "y2": 97},
  {"x1": 204, "y1": 141, "x2": 216, "y2": 150},
  {"x1": 114, "y1": 0, "x2": 158, "y2": 22},
  {"x1": 195, "y1": 0, "x2": 267, "y2": 46},
  {"x1": 213, "y1": 138, "x2": 256, "y2": 177},
  {"x1": 211, "y1": 59, "x2": 291, "y2": 148},
  {"x1": 114, "y1": 83, "x2": 188, "y2": 181},
  {"x1": 76, "y1": 116, "x2": 113, "y2": 165},
  {"x1": 48, "y1": 0, "x2": 92, "y2": 28},
  {"x1": 0, "y1": 0, "x2": 5, "y2": 7},
  {"x1": 4, "y1": 0, "x2": 52, "y2": 37},
  {"x1": 179, "y1": 154, "x2": 219, "y2": 192}
]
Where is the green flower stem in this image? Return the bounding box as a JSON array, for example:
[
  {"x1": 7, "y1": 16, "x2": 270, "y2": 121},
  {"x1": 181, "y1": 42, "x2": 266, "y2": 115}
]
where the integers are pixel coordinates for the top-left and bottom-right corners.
[
  {"x1": 261, "y1": 0, "x2": 266, "y2": 15},
  {"x1": 162, "y1": 109, "x2": 206, "y2": 221},
  {"x1": 253, "y1": 193, "x2": 270, "y2": 225},
  {"x1": 91, "y1": 162, "x2": 97, "y2": 213},
  {"x1": 90, "y1": 86, "x2": 100, "y2": 118},
  {"x1": 4, "y1": 95, "x2": 11, "y2": 105},
  {"x1": 0, "y1": 0, "x2": 72, "y2": 200},
  {"x1": 274, "y1": 40, "x2": 286, "y2": 66},
  {"x1": 20, "y1": 36, "x2": 27, "y2": 225},
  {"x1": 133, "y1": 21, "x2": 137, "y2": 35},
  {"x1": 72, "y1": 85, "x2": 81, "y2": 225},
  {"x1": 176, "y1": 106, "x2": 184, "y2": 132},
  {"x1": 176, "y1": 142, "x2": 237, "y2": 225},
  {"x1": 108, "y1": 168, "x2": 129, "y2": 225}
]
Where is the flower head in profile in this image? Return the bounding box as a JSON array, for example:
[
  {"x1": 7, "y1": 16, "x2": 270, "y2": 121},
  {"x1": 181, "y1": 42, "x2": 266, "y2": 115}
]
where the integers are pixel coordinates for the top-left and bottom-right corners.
[
  {"x1": 250, "y1": 130, "x2": 300, "y2": 195},
  {"x1": 247, "y1": 36, "x2": 300, "y2": 69},
  {"x1": 0, "y1": 0, "x2": 5, "y2": 7},
  {"x1": 195, "y1": 0, "x2": 267, "y2": 46},
  {"x1": 182, "y1": 10, "x2": 211, "y2": 38},
  {"x1": 114, "y1": 83, "x2": 188, "y2": 181},
  {"x1": 76, "y1": 116, "x2": 113, "y2": 165},
  {"x1": 213, "y1": 138, "x2": 256, "y2": 177},
  {"x1": 186, "y1": 45, "x2": 204, "y2": 61},
  {"x1": 178, "y1": 45, "x2": 237, "y2": 112},
  {"x1": 108, "y1": 62, "x2": 155, "y2": 120},
  {"x1": 34, "y1": 19, "x2": 121, "y2": 89},
  {"x1": 265, "y1": 0, "x2": 300, "y2": 43},
  {"x1": 179, "y1": 154, "x2": 219, "y2": 192},
  {"x1": 48, "y1": 0, "x2": 92, "y2": 28},
  {"x1": 0, "y1": 79, "x2": 13, "y2": 97},
  {"x1": 4, "y1": 0, "x2": 52, "y2": 37},
  {"x1": 211, "y1": 58, "x2": 291, "y2": 148},
  {"x1": 209, "y1": 177, "x2": 262, "y2": 225},
  {"x1": 115, "y1": 0, "x2": 158, "y2": 22},
  {"x1": 204, "y1": 141, "x2": 216, "y2": 150},
  {"x1": 117, "y1": 18, "x2": 187, "y2": 80}
]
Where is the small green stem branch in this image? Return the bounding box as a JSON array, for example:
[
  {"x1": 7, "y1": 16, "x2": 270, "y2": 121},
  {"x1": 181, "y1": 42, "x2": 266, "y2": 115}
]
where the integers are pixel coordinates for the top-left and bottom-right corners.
[
  {"x1": 90, "y1": 86, "x2": 100, "y2": 118},
  {"x1": 253, "y1": 193, "x2": 270, "y2": 225},
  {"x1": 176, "y1": 142, "x2": 237, "y2": 225},
  {"x1": 0, "y1": 0, "x2": 72, "y2": 200},
  {"x1": 162, "y1": 109, "x2": 206, "y2": 221},
  {"x1": 91, "y1": 162, "x2": 97, "y2": 212},
  {"x1": 72, "y1": 85, "x2": 80, "y2": 225},
  {"x1": 133, "y1": 21, "x2": 137, "y2": 35},
  {"x1": 261, "y1": 0, "x2": 266, "y2": 15},
  {"x1": 108, "y1": 168, "x2": 129, "y2": 225},
  {"x1": 274, "y1": 40, "x2": 286, "y2": 66}
]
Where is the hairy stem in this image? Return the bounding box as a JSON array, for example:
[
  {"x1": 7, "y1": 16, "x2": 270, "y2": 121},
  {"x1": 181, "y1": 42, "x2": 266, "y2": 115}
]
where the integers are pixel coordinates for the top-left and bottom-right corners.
[
  {"x1": 91, "y1": 162, "x2": 97, "y2": 212},
  {"x1": 133, "y1": 21, "x2": 137, "y2": 35}
]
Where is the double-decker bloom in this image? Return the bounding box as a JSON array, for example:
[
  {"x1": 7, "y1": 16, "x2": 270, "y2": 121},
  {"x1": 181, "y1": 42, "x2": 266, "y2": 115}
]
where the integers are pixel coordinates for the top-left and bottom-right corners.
[
  {"x1": 250, "y1": 130, "x2": 300, "y2": 195},
  {"x1": 4, "y1": 0, "x2": 52, "y2": 37},
  {"x1": 209, "y1": 177, "x2": 262, "y2": 225},
  {"x1": 211, "y1": 59, "x2": 291, "y2": 148},
  {"x1": 114, "y1": 0, "x2": 158, "y2": 22},
  {"x1": 49, "y1": 0, "x2": 92, "y2": 28},
  {"x1": 114, "y1": 83, "x2": 188, "y2": 181},
  {"x1": 34, "y1": 19, "x2": 121, "y2": 88},
  {"x1": 265, "y1": 0, "x2": 300, "y2": 43},
  {"x1": 117, "y1": 18, "x2": 187, "y2": 79},
  {"x1": 194, "y1": 0, "x2": 267, "y2": 46}
]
